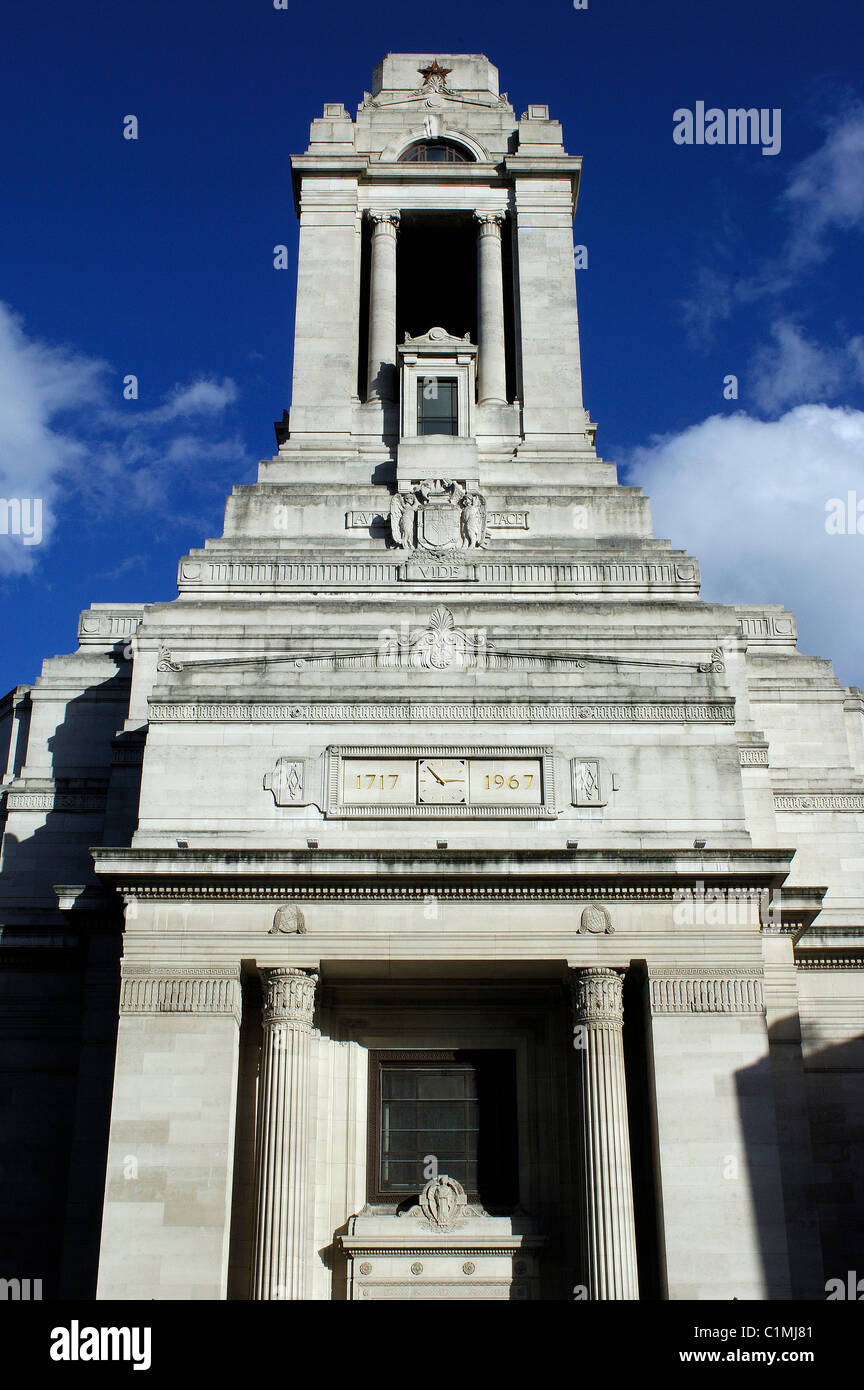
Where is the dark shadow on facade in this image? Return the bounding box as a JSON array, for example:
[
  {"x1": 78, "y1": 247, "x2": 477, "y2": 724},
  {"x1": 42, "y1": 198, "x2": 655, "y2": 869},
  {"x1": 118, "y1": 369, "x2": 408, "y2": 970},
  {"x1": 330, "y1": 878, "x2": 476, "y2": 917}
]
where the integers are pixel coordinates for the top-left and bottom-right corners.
[{"x1": 0, "y1": 665, "x2": 137, "y2": 1298}]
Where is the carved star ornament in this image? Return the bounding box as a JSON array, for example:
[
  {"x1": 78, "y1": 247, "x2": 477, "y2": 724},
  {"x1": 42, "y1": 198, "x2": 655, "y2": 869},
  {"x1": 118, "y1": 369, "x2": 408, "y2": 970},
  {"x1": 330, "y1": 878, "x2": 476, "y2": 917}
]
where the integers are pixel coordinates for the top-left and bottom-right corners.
[{"x1": 418, "y1": 60, "x2": 452, "y2": 88}]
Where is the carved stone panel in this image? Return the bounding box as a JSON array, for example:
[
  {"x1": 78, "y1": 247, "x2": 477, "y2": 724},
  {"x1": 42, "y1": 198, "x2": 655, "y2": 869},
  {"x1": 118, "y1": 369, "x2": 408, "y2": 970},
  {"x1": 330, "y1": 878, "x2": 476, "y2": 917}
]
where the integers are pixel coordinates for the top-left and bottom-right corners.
[
  {"x1": 264, "y1": 758, "x2": 306, "y2": 805},
  {"x1": 571, "y1": 757, "x2": 610, "y2": 806}
]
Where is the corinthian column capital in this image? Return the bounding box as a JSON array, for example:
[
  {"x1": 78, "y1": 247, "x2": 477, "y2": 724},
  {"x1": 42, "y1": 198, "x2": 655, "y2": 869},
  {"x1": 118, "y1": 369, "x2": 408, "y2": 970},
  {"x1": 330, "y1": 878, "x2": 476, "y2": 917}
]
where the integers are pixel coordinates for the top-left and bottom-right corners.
[
  {"x1": 369, "y1": 209, "x2": 401, "y2": 233},
  {"x1": 569, "y1": 966, "x2": 625, "y2": 1029},
  {"x1": 474, "y1": 210, "x2": 505, "y2": 234},
  {"x1": 262, "y1": 967, "x2": 318, "y2": 1029}
]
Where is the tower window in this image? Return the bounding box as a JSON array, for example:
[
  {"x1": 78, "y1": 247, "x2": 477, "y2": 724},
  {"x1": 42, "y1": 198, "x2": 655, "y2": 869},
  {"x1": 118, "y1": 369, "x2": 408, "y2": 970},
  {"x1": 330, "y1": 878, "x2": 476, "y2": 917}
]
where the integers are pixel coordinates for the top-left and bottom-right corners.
[
  {"x1": 417, "y1": 377, "x2": 458, "y2": 435},
  {"x1": 398, "y1": 139, "x2": 472, "y2": 163}
]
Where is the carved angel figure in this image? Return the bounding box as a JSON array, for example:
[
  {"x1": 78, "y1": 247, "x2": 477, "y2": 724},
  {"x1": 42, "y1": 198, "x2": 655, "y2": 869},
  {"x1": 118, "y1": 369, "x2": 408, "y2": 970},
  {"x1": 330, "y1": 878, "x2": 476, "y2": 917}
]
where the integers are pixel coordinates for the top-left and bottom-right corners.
[
  {"x1": 460, "y1": 492, "x2": 487, "y2": 549},
  {"x1": 389, "y1": 491, "x2": 416, "y2": 550}
]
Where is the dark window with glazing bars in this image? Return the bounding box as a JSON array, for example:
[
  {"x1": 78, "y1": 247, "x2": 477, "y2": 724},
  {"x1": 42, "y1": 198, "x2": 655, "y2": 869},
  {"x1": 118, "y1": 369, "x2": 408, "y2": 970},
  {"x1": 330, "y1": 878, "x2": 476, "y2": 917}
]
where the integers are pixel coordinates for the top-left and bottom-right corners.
[
  {"x1": 398, "y1": 140, "x2": 470, "y2": 163},
  {"x1": 367, "y1": 1050, "x2": 518, "y2": 1211},
  {"x1": 417, "y1": 377, "x2": 458, "y2": 435}
]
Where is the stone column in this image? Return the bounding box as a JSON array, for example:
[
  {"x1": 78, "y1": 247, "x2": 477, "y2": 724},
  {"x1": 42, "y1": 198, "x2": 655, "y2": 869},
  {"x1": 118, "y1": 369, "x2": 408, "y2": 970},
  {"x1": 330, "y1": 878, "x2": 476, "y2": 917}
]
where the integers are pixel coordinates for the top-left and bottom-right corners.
[
  {"x1": 366, "y1": 210, "x2": 400, "y2": 401},
  {"x1": 474, "y1": 212, "x2": 508, "y2": 405},
  {"x1": 570, "y1": 966, "x2": 639, "y2": 1299},
  {"x1": 251, "y1": 967, "x2": 318, "y2": 1300}
]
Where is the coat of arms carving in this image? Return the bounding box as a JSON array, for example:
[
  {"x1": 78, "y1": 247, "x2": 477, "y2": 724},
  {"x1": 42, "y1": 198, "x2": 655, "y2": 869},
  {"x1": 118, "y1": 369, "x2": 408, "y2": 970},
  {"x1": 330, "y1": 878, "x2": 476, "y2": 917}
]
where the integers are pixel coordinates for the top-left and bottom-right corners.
[
  {"x1": 389, "y1": 479, "x2": 487, "y2": 553},
  {"x1": 418, "y1": 1174, "x2": 467, "y2": 1228}
]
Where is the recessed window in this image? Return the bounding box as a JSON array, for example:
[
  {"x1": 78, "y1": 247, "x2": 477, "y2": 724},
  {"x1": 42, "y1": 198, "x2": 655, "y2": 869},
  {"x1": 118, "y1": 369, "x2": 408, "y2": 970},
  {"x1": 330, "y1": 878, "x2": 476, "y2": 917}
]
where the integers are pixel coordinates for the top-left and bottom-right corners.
[
  {"x1": 367, "y1": 1050, "x2": 518, "y2": 1210},
  {"x1": 417, "y1": 377, "x2": 458, "y2": 435},
  {"x1": 398, "y1": 139, "x2": 471, "y2": 163},
  {"x1": 381, "y1": 1065, "x2": 479, "y2": 1192}
]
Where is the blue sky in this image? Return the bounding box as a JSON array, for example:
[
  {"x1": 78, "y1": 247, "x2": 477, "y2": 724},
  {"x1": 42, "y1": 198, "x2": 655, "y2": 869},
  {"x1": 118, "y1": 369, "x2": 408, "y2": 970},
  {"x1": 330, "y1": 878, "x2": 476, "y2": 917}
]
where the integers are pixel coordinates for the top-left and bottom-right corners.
[{"x1": 2, "y1": 0, "x2": 863, "y2": 689}]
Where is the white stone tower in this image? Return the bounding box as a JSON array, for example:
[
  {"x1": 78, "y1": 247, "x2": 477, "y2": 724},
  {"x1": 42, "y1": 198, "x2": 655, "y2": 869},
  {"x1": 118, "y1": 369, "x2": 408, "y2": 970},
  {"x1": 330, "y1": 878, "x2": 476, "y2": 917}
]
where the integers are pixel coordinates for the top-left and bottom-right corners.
[{"x1": 2, "y1": 54, "x2": 862, "y2": 1305}]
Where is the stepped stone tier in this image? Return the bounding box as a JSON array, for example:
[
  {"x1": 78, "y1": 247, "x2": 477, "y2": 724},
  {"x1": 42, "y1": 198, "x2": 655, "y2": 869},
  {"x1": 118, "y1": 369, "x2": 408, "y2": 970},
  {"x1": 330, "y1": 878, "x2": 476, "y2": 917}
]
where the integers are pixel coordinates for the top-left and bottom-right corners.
[{"x1": 1, "y1": 52, "x2": 862, "y2": 1303}]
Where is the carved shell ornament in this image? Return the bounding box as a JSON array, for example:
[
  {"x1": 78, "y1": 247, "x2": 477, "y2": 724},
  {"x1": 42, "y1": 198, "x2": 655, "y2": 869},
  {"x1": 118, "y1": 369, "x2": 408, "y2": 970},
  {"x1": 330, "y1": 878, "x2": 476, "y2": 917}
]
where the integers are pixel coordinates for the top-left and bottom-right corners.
[
  {"x1": 414, "y1": 606, "x2": 465, "y2": 669},
  {"x1": 579, "y1": 903, "x2": 614, "y2": 935},
  {"x1": 270, "y1": 904, "x2": 307, "y2": 935},
  {"x1": 698, "y1": 646, "x2": 726, "y2": 673}
]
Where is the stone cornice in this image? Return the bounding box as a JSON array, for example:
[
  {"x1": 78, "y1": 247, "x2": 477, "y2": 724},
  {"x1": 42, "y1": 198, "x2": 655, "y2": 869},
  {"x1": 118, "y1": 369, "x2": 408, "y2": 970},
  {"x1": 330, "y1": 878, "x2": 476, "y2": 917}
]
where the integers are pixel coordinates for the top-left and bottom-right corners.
[
  {"x1": 92, "y1": 846, "x2": 797, "y2": 897},
  {"x1": 794, "y1": 950, "x2": 864, "y2": 970}
]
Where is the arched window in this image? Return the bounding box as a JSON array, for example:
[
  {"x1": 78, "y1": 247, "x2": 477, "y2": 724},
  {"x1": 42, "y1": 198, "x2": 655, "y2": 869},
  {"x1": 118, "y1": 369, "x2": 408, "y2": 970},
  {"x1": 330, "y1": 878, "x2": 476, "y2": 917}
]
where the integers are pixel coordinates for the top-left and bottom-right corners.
[{"x1": 398, "y1": 139, "x2": 472, "y2": 164}]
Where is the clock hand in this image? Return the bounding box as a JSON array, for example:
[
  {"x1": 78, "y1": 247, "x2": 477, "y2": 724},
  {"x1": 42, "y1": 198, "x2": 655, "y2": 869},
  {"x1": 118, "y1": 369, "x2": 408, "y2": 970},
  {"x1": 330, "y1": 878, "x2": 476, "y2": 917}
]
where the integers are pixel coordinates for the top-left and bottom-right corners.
[{"x1": 426, "y1": 767, "x2": 447, "y2": 785}]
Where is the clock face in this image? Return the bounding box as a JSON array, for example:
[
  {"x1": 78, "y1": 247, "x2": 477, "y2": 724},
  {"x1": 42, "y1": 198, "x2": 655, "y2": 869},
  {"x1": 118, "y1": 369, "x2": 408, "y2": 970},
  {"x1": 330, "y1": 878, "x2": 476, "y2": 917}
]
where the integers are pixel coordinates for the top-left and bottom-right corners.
[{"x1": 417, "y1": 757, "x2": 468, "y2": 804}]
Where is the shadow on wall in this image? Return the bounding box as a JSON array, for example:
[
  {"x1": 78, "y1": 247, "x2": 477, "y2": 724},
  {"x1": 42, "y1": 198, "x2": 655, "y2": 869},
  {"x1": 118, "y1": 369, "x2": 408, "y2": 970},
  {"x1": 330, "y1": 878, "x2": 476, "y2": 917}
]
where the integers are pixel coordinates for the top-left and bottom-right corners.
[
  {"x1": 738, "y1": 1015, "x2": 864, "y2": 1302},
  {"x1": 0, "y1": 658, "x2": 140, "y2": 1299}
]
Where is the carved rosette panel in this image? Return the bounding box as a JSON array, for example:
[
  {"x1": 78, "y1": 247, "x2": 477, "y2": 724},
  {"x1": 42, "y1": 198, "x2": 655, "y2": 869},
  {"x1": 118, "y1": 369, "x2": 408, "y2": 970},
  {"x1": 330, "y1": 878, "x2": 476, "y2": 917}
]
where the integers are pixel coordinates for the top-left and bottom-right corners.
[
  {"x1": 262, "y1": 967, "x2": 318, "y2": 1029},
  {"x1": 569, "y1": 967, "x2": 624, "y2": 1029}
]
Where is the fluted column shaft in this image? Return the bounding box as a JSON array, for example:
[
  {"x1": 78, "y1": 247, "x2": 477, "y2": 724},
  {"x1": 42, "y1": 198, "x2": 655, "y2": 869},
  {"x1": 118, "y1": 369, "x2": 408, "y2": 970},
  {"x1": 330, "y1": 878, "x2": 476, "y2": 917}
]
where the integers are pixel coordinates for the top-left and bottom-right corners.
[
  {"x1": 570, "y1": 967, "x2": 639, "y2": 1299},
  {"x1": 366, "y1": 210, "x2": 400, "y2": 401},
  {"x1": 251, "y1": 967, "x2": 318, "y2": 1300},
  {"x1": 475, "y1": 212, "x2": 507, "y2": 405}
]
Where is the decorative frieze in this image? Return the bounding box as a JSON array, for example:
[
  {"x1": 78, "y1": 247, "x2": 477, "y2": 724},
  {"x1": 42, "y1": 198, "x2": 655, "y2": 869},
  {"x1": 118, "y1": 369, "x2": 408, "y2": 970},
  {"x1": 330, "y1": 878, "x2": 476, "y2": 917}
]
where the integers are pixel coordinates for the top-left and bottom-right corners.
[
  {"x1": 174, "y1": 556, "x2": 701, "y2": 591},
  {"x1": 149, "y1": 699, "x2": 735, "y2": 724},
  {"x1": 649, "y1": 968, "x2": 764, "y2": 1015},
  {"x1": 120, "y1": 965, "x2": 242, "y2": 1024},
  {"x1": 77, "y1": 608, "x2": 144, "y2": 642},
  {"x1": 739, "y1": 747, "x2": 769, "y2": 765},
  {"x1": 795, "y1": 954, "x2": 864, "y2": 970},
  {"x1": 111, "y1": 882, "x2": 780, "y2": 904},
  {"x1": 774, "y1": 792, "x2": 864, "y2": 812},
  {"x1": 475, "y1": 560, "x2": 698, "y2": 587},
  {"x1": 5, "y1": 789, "x2": 107, "y2": 813},
  {"x1": 738, "y1": 611, "x2": 797, "y2": 642}
]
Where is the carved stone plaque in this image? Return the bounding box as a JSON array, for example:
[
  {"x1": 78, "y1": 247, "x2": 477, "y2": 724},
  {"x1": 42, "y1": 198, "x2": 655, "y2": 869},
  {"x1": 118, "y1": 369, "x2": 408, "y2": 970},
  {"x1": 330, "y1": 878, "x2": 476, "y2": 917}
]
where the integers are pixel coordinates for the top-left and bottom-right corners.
[
  {"x1": 264, "y1": 758, "x2": 305, "y2": 805},
  {"x1": 571, "y1": 757, "x2": 608, "y2": 807}
]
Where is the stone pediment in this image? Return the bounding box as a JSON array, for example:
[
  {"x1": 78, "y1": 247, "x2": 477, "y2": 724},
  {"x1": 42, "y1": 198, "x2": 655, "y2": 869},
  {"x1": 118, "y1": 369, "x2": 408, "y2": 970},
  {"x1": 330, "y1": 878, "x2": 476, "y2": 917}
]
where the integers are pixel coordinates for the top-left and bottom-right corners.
[
  {"x1": 401, "y1": 326, "x2": 473, "y2": 349},
  {"x1": 152, "y1": 610, "x2": 727, "y2": 679}
]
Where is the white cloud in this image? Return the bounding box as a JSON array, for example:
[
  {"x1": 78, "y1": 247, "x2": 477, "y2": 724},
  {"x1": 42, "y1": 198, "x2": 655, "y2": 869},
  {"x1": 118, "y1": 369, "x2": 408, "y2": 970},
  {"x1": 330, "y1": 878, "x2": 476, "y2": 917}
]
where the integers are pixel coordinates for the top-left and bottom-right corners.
[
  {"x1": 626, "y1": 405, "x2": 864, "y2": 687},
  {"x1": 0, "y1": 302, "x2": 244, "y2": 575},
  {"x1": 748, "y1": 321, "x2": 864, "y2": 412},
  {"x1": 782, "y1": 108, "x2": 864, "y2": 268},
  {"x1": 681, "y1": 109, "x2": 864, "y2": 344},
  {"x1": 0, "y1": 304, "x2": 102, "y2": 571}
]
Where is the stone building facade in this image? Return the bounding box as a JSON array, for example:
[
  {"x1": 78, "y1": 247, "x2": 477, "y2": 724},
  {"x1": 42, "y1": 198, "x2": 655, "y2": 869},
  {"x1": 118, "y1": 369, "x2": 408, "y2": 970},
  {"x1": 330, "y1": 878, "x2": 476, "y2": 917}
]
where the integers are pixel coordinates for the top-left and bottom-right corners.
[{"x1": 1, "y1": 53, "x2": 862, "y2": 1301}]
